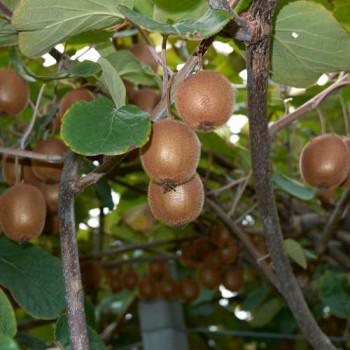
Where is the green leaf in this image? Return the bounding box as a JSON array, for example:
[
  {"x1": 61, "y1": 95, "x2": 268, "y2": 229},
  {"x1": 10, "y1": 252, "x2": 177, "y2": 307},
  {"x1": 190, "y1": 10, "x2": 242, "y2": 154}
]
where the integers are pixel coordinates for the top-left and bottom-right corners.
[
  {"x1": 98, "y1": 57, "x2": 126, "y2": 108},
  {"x1": 250, "y1": 298, "x2": 284, "y2": 328},
  {"x1": 271, "y1": 1, "x2": 350, "y2": 87},
  {"x1": 0, "y1": 336, "x2": 20, "y2": 350},
  {"x1": 320, "y1": 271, "x2": 350, "y2": 319},
  {"x1": 0, "y1": 16, "x2": 17, "y2": 47},
  {"x1": 272, "y1": 174, "x2": 316, "y2": 201},
  {"x1": 14, "y1": 334, "x2": 47, "y2": 350},
  {"x1": 61, "y1": 98, "x2": 151, "y2": 156},
  {"x1": 241, "y1": 286, "x2": 269, "y2": 312},
  {"x1": 0, "y1": 236, "x2": 65, "y2": 319},
  {"x1": 151, "y1": 0, "x2": 200, "y2": 12},
  {"x1": 12, "y1": 0, "x2": 134, "y2": 57},
  {"x1": 119, "y1": 6, "x2": 232, "y2": 39},
  {"x1": 0, "y1": 289, "x2": 16, "y2": 337},
  {"x1": 55, "y1": 314, "x2": 107, "y2": 350},
  {"x1": 103, "y1": 50, "x2": 159, "y2": 87},
  {"x1": 2, "y1": 0, "x2": 19, "y2": 11},
  {"x1": 94, "y1": 178, "x2": 114, "y2": 210},
  {"x1": 69, "y1": 61, "x2": 101, "y2": 77},
  {"x1": 283, "y1": 239, "x2": 307, "y2": 269}
]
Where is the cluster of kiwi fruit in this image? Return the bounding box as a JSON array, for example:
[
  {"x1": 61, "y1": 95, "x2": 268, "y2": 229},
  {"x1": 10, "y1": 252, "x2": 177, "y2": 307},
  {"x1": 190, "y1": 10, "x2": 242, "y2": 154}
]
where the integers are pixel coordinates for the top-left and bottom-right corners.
[
  {"x1": 299, "y1": 133, "x2": 350, "y2": 190},
  {"x1": 103, "y1": 260, "x2": 200, "y2": 303},
  {"x1": 180, "y1": 225, "x2": 244, "y2": 292},
  {"x1": 140, "y1": 67, "x2": 234, "y2": 227}
]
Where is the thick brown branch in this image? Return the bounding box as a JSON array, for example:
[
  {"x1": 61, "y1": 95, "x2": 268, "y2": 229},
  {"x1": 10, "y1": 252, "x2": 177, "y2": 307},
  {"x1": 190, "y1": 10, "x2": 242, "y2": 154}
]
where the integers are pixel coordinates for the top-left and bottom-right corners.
[
  {"x1": 59, "y1": 152, "x2": 90, "y2": 350},
  {"x1": 246, "y1": 1, "x2": 336, "y2": 349},
  {"x1": 101, "y1": 255, "x2": 178, "y2": 268}
]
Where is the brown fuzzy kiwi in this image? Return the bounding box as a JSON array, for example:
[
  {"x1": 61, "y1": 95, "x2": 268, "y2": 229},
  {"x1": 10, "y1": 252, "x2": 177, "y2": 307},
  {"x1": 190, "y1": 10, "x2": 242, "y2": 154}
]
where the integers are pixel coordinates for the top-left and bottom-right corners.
[
  {"x1": 203, "y1": 250, "x2": 222, "y2": 270},
  {"x1": 138, "y1": 277, "x2": 158, "y2": 301},
  {"x1": 0, "y1": 183, "x2": 46, "y2": 242},
  {"x1": 147, "y1": 261, "x2": 167, "y2": 279},
  {"x1": 222, "y1": 266, "x2": 244, "y2": 292},
  {"x1": 32, "y1": 138, "x2": 68, "y2": 183},
  {"x1": 179, "y1": 277, "x2": 199, "y2": 303},
  {"x1": 124, "y1": 80, "x2": 136, "y2": 102},
  {"x1": 0, "y1": 138, "x2": 3, "y2": 162},
  {"x1": 175, "y1": 70, "x2": 234, "y2": 132},
  {"x1": 193, "y1": 236, "x2": 216, "y2": 261},
  {"x1": 2, "y1": 154, "x2": 34, "y2": 185},
  {"x1": 43, "y1": 213, "x2": 59, "y2": 235},
  {"x1": 121, "y1": 269, "x2": 139, "y2": 290},
  {"x1": 0, "y1": 69, "x2": 29, "y2": 116},
  {"x1": 158, "y1": 276, "x2": 178, "y2": 299},
  {"x1": 211, "y1": 225, "x2": 234, "y2": 248},
  {"x1": 130, "y1": 43, "x2": 158, "y2": 72},
  {"x1": 103, "y1": 266, "x2": 124, "y2": 294},
  {"x1": 197, "y1": 266, "x2": 221, "y2": 289},
  {"x1": 37, "y1": 182, "x2": 59, "y2": 212},
  {"x1": 142, "y1": 119, "x2": 201, "y2": 189},
  {"x1": 299, "y1": 134, "x2": 350, "y2": 190},
  {"x1": 132, "y1": 88, "x2": 160, "y2": 113},
  {"x1": 180, "y1": 244, "x2": 199, "y2": 268},
  {"x1": 148, "y1": 173, "x2": 204, "y2": 227},
  {"x1": 80, "y1": 259, "x2": 102, "y2": 292},
  {"x1": 342, "y1": 137, "x2": 350, "y2": 189},
  {"x1": 56, "y1": 88, "x2": 95, "y2": 129},
  {"x1": 218, "y1": 243, "x2": 238, "y2": 265}
]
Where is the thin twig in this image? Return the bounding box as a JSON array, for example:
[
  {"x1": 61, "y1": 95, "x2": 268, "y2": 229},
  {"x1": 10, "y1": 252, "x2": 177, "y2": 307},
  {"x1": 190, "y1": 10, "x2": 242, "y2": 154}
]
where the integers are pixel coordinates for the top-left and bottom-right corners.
[
  {"x1": 316, "y1": 106, "x2": 326, "y2": 134},
  {"x1": 0, "y1": 147, "x2": 64, "y2": 162},
  {"x1": 101, "y1": 254, "x2": 178, "y2": 268},
  {"x1": 228, "y1": 171, "x2": 252, "y2": 217},
  {"x1": 339, "y1": 91, "x2": 350, "y2": 135},
  {"x1": 207, "y1": 175, "x2": 248, "y2": 195},
  {"x1": 161, "y1": 35, "x2": 169, "y2": 99}
]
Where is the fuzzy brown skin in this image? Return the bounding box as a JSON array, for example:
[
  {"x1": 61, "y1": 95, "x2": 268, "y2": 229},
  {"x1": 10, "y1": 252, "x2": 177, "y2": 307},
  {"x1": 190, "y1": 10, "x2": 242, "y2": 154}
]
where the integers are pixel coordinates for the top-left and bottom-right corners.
[
  {"x1": 2, "y1": 154, "x2": 35, "y2": 185},
  {"x1": 0, "y1": 183, "x2": 46, "y2": 242},
  {"x1": 32, "y1": 138, "x2": 68, "y2": 183},
  {"x1": 121, "y1": 269, "x2": 139, "y2": 290},
  {"x1": 37, "y1": 181, "x2": 59, "y2": 212},
  {"x1": 147, "y1": 261, "x2": 167, "y2": 279},
  {"x1": 197, "y1": 266, "x2": 221, "y2": 289},
  {"x1": 341, "y1": 137, "x2": 350, "y2": 189},
  {"x1": 218, "y1": 243, "x2": 238, "y2": 265},
  {"x1": 158, "y1": 277, "x2": 178, "y2": 299},
  {"x1": 130, "y1": 43, "x2": 158, "y2": 72},
  {"x1": 222, "y1": 266, "x2": 244, "y2": 292},
  {"x1": 148, "y1": 173, "x2": 204, "y2": 227},
  {"x1": 175, "y1": 70, "x2": 234, "y2": 132},
  {"x1": 141, "y1": 119, "x2": 201, "y2": 187},
  {"x1": 210, "y1": 224, "x2": 235, "y2": 248},
  {"x1": 0, "y1": 69, "x2": 29, "y2": 116},
  {"x1": 202, "y1": 250, "x2": 222, "y2": 270},
  {"x1": 57, "y1": 88, "x2": 95, "y2": 129},
  {"x1": 138, "y1": 277, "x2": 158, "y2": 301},
  {"x1": 179, "y1": 277, "x2": 199, "y2": 303},
  {"x1": 131, "y1": 88, "x2": 160, "y2": 113},
  {"x1": 300, "y1": 134, "x2": 350, "y2": 190}
]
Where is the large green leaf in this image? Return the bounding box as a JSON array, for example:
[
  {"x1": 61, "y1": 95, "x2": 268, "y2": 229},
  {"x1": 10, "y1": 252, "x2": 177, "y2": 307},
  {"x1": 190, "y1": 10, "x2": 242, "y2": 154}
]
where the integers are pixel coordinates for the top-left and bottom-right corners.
[
  {"x1": 55, "y1": 314, "x2": 107, "y2": 350},
  {"x1": 250, "y1": 298, "x2": 284, "y2": 328},
  {"x1": 119, "y1": 6, "x2": 232, "y2": 39},
  {"x1": 12, "y1": 0, "x2": 134, "y2": 57},
  {"x1": 98, "y1": 57, "x2": 126, "y2": 108},
  {"x1": 0, "y1": 16, "x2": 17, "y2": 47},
  {"x1": 320, "y1": 271, "x2": 350, "y2": 319},
  {"x1": 61, "y1": 98, "x2": 151, "y2": 156},
  {"x1": 0, "y1": 236, "x2": 64, "y2": 319},
  {"x1": 0, "y1": 289, "x2": 16, "y2": 337},
  {"x1": 271, "y1": 1, "x2": 350, "y2": 87},
  {"x1": 0, "y1": 336, "x2": 19, "y2": 350}
]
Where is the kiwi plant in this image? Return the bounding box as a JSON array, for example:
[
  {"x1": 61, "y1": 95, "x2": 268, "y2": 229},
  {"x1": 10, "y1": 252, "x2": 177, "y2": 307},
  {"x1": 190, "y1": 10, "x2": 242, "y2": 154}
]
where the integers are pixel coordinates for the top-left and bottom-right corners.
[
  {"x1": 131, "y1": 87, "x2": 160, "y2": 113},
  {"x1": 0, "y1": 69, "x2": 29, "y2": 116},
  {"x1": 299, "y1": 133, "x2": 350, "y2": 190},
  {"x1": 129, "y1": 43, "x2": 158, "y2": 72},
  {"x1": 175, "y1": 70, "x2": 234, "y2": 132}
]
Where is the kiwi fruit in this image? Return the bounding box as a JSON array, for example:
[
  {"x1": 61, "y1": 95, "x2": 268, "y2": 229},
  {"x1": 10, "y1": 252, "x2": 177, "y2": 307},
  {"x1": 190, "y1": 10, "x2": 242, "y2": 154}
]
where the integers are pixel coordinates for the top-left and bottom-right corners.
[
  {"x1": 299, "y1": 134, "x2": 350, "y2": 190},
  {"x1": 121, "y1": 269, "x2": 139, "y2": 290},
  {"x1": 179, "y1": 277, "x2": 199, "y2": 303},
  {"x1": 147, "y1": 261, "x2": 167, "y2": 279},
  {"x1": 203, "y1": 250, "x2": 222, "y2": 270},
  {"x1": 130, "y1": 44, "x2": 158, "y2": 72},
  {"x1": 180, "y1": 244, "x2": 199, "y2": 268},
  {"x1": 37, "y1": 182, "x2": 59, "y2": 212},
  {"x1": 197, "y1": 266, "x2": 221, "y2": 289},
  {"x1": 218, "y1": 243, "x2": 238, "y2": 265},
  {"x1": 2, "y1": 154, "x2": 35, "y2": 185},
  {"x1": 32, "y1": 138, "x2": 68, "y2": 183},
  {"x1": 43, "y1": 213, "x2": 59, "y2": 235},
  {"x1": 193, "y1": 236, "x2": 216, "y2": 261},
  {"x1": 211, "y1": 225, "x2": 234, "y2": 248},
  {"x1": 132, "y1": 88, "x2": 160, "y2": 113},
  {"x1": 148, "y1": 173, "x2": 204, "y2": 227},
  {"x1": 342, "y1": 138, "x2": 350, "y2": 189},
  {"x1": 222, "y1": 266, "x2": 244, "y2": 292},
  {"x1": 158, "y1": 276, "x2": 178, "y2": 299},
  {"x1": 80, "y1": 259, "x2": 102, "y2": 292},
  {"x1": 0, "y1": 69, "x2": 29, "y2": 116},
  {"x1": 57, "y1": 88, "x2": 95, "y2": 129},
  {"x1": 124, "y1": 80, "x2": 136, "y2": 102},
  {"x1": 138, "y1": 277, "x2": 158, "y2": 301},
  {"x1": 104, "y1": 266, "x2": 124, "y2": 294},
  {"x1": 0, "y1": 138, "x2": 4, "y2": 162},
  {"x1": 175, "y1": 70, "x2": 234, "y2": 132},
  {"x1": 0, "y1": 183, "x2": 46, "y2": 242},
  {"x1": 141, "y1": 119, "x2": 200, "y2": 189},
  {"x1": 43, "y1": 103, "x2": 54, "y2": 115}
]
